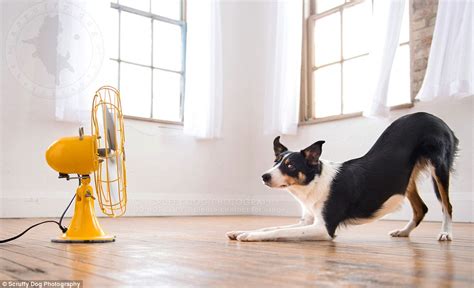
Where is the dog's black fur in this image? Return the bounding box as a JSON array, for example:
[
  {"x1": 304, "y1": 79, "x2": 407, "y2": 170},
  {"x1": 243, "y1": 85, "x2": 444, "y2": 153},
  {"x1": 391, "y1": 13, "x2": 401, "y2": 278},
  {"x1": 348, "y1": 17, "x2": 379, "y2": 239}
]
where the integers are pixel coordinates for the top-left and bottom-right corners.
[
  {"x1": 322, "y1": 112, "x2": 458, "y2": 237},
  {"x1": 270, "y1": 112, "x2": 458, "y2": 238}
]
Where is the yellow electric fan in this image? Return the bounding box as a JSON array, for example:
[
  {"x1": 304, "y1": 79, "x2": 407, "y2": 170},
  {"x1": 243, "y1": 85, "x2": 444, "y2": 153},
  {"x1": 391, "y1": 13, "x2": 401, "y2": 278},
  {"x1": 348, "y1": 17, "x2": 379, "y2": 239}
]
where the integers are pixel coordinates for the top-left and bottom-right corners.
[{"x1": 46, "y1": 86, "x2": 127, "y2": 243}]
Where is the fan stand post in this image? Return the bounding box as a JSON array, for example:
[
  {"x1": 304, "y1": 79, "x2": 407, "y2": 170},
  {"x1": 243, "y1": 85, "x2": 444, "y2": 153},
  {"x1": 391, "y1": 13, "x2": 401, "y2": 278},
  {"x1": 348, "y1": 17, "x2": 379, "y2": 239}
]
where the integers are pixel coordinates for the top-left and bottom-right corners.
[{"x1": 52, "y1": 177, "x2": 115, "y2": 243}]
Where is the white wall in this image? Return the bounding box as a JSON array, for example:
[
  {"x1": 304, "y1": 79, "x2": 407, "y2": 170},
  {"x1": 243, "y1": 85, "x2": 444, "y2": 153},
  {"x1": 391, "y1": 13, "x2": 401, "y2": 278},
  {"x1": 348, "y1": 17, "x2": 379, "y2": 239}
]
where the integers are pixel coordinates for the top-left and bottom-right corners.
[
  {"x1": 0, "y1": 0, "x2": 265, "y2": 218},
  {"x1": 1, "y1": 0, "x2": 472, "y2": 222}
]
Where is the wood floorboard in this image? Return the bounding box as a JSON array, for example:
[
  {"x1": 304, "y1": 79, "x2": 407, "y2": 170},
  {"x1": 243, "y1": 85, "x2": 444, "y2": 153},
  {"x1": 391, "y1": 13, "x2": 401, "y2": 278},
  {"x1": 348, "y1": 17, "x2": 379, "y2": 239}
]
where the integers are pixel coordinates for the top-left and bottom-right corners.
[{"x1": 0, "y1": 216, "x2": 472, "y2": 287}]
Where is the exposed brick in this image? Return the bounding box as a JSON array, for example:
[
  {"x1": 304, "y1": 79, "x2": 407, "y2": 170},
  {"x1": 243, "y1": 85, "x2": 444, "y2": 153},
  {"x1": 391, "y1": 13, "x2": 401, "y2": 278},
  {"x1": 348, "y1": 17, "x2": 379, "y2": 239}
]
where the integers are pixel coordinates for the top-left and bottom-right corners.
[
  {"x1": 413, "y1": 46, "x2": 429, "y2": 60},
  {"x1": 414, "y1": 57, "x2": 428, "y2": 72},
  {"x1": 427, "y1": 15, "x2": 437, "y2": 26},
  {"x1": 413, "y1": 37, "x2": 433, "y2": 54},
  {"x1": 412, "y1": 25, "x2": 435, "y2": 41},
  {"x1": 412, "y1": 6, "x2": 432, "y2": 20},
  {"x1": 413, "y1": 70, "x2": 426, "y2": 82},
  {"x1": 412, "y1": 18, "x2": 427, "y2": 30},
  {"x1": 420, "y1": 36, "x2": 433, "y2": 47},
  {"x1": 412, "y1": 80, "x2": 423, "y2": 98},
  {"x1": 413, "y1": 0, "x2": 438, "y2": 11},
  {"x1": 410, "y1": 0, "x2": 438, "y2": 96}
]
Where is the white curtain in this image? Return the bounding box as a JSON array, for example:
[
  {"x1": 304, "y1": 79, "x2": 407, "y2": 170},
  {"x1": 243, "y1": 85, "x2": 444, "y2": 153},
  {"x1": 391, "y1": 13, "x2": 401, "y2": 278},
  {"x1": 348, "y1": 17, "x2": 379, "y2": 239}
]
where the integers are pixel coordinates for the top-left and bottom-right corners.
[
  {"x1": 417, "y1": 0, "x2": 473, "y2": 101},
  {"x1": 263, "y1": 0, "x2": 303, "y2": 135},
  {"x1": 364, "y1": 0, "x2": 406, "y2": 117},
  {"x1": 183, "y1": 0, "x2": 223, "y2": 139},
  {"x1": 54, "y1": 0, "x2": 115, "y2": 124}
]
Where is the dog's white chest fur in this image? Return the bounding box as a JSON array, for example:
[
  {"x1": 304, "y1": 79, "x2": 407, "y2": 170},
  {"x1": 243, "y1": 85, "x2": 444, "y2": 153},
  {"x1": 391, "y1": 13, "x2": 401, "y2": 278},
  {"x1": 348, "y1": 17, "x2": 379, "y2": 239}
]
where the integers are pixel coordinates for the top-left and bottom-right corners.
[{"x1": 287, "y1": 160, "x2": 341, "y2": 224}]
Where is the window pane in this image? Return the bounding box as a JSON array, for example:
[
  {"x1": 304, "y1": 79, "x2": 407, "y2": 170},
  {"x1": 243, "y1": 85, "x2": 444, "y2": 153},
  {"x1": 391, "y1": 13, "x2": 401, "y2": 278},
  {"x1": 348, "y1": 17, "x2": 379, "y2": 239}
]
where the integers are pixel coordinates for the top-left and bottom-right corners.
[
  {"x1": 314, "y1": 64, "x2": 341, "y2": 118},
  {"x1": 120, "y1": 12, "x2": 151, "y2": 65},
  {"x1": 399, "y1": 1, "x2": 409, "y2": 44},
  {"x1": 107, "y1": 60, "x2": 119, "y2": 88},
  {"x1": 343, "y1": 56, "x2": 369, "y2": 114},
  {"x1": 109, "y1": 10, "x2": 119, "y2": 60},
  {"x1": 120, "y1": 63, "x2": 151, "y2": 117},
  {"x1": 343, "y1": 1, "x2": 371, "y2": 59},
  {"x1": 153, "y1": 70, "x2": 181, "y2": 121},
  {"x1": 316, "y1": 0, "x2": 345, "y2": 13},
  {"x1": 314, "y1": 12, "x2": 341, "y2": 67},
  {"x1": 151, "y1": 0, "x2": 181, "y2": 20},
  {"x1": 387, "y1": 45, "x2": 410, "y2": 106},
  {"x1": 153, "y1": 21, "x2": 182, "y2": 71},
  {"x1": 119, "y1": 0, "x2": 149, "y2": 12}
]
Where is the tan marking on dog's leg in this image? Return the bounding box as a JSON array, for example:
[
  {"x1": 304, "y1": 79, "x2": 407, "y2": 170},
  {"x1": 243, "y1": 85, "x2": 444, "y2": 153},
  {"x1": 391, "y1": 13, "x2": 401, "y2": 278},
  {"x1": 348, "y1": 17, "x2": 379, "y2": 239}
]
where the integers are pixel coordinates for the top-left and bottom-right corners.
[
  {"x1": 433, "y1": 174, "x2": 453, "y2": 218},
  {"x1": 390, "y1": 163, "x2": 427, "y2": 237},
  {"x1": 433, "y1": 174, "x2": 453, "y2": 241}
]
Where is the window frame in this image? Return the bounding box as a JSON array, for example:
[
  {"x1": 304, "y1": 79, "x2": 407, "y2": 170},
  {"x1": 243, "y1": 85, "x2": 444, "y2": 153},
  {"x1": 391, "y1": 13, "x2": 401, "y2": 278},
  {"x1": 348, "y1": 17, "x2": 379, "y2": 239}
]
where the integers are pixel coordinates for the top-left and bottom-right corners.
[
  {"x1": 302, "y1": 0, "x2": 413, "y2": 125},
  {"x1": 110, "y1": 1, "x2": 187, "y2": 125}
]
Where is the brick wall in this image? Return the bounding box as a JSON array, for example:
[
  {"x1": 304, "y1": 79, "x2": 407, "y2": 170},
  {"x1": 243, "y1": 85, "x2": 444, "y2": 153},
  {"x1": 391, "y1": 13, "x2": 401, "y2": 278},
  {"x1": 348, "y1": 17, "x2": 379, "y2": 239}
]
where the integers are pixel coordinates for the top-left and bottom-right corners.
[{"x1": 410, "y1": 0, "x2": 439, "y2": 99}]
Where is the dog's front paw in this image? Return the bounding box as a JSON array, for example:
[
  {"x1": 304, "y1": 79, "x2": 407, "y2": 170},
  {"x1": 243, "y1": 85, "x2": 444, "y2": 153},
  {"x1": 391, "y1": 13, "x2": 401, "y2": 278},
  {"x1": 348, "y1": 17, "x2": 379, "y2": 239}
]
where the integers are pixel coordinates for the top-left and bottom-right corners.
[
  {"x1": 236, "y1": 232, "x2": 265, "y2": 242},
  {"x1": 226, "y1": 231, "x2": 246, "y2": 240},
  {"x1": 389, "y1": 229, "x2": 410, "y2": 237},
  {"x1": 437, "y1": 232, "x2": 453, "y2": 241}
]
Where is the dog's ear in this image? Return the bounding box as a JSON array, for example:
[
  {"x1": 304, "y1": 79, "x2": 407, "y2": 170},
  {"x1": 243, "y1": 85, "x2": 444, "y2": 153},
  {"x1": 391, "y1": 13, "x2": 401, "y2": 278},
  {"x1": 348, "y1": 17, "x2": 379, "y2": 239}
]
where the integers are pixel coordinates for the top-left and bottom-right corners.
[
  {"x1": 301, "y1": 140, "x2": 325, "y2": 166},
  {"x1": 273, "y1": 136, "x2": 288, "y2": 158}
]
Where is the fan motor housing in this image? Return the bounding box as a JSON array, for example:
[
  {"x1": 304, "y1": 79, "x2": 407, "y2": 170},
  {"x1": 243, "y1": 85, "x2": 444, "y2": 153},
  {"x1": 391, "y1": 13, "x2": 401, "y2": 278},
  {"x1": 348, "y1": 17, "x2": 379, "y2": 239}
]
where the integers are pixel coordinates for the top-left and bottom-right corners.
[{"x1": 46, "y1": 135, "x2": 98, "y2": 175}]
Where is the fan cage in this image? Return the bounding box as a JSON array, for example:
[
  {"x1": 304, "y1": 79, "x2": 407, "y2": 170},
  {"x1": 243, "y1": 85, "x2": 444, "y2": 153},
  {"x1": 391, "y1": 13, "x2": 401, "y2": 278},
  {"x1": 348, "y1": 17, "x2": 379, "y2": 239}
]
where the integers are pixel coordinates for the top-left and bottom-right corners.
[{"x1": 91, "y1": 86, "x2": 127, "y2": 217}]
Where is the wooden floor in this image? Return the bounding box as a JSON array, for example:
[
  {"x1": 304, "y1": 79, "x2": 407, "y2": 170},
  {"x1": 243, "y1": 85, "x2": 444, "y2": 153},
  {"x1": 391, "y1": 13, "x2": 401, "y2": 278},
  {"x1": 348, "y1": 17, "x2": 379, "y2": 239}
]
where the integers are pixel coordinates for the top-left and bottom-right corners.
[{"x1": 0, "y1": 217, "x2": 473, "y2": 287}]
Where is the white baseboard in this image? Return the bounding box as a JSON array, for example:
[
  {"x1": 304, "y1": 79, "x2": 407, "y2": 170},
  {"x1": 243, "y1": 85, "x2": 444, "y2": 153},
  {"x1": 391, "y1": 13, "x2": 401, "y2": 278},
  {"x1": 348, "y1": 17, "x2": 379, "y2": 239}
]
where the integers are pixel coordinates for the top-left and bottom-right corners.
[
  {"x1": 0, "y1": 197, "x2": 300, "y2": 218},
  {"x1": 1, "y1": 196, "x2": 472, "y2": 222}
]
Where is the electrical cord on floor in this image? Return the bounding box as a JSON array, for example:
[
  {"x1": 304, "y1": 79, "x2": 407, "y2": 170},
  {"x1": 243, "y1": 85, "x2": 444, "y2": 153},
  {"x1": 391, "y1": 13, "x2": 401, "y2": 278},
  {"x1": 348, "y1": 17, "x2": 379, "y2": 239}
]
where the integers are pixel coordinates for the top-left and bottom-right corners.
[{"x1": 0, "y1": 193, "x2": 76, "y2": 244}]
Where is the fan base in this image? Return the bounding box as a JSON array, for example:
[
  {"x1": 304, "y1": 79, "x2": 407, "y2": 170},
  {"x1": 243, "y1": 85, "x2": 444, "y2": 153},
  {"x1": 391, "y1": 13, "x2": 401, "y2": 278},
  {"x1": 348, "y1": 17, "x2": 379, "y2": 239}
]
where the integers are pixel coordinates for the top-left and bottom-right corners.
[{"x1": 51, "y1": 235, "x2": 116, "y2": 243}]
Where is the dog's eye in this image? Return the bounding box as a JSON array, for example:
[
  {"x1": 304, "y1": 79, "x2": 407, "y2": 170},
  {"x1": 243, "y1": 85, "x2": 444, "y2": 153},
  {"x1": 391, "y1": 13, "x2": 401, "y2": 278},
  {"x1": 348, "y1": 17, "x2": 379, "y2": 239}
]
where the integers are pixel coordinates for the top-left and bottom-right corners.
[{"x1": 287, "y1": 164, "x2": 295, "y2": 170}]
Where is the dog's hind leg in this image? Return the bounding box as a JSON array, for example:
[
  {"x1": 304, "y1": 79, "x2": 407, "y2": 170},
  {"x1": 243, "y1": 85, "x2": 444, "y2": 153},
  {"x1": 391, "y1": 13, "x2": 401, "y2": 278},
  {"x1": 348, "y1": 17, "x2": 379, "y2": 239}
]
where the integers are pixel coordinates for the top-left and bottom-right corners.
[
  {"x1": 432, "y1": 164, "x2": 453, "y2": 241},
  {"x1": 390, "y1": 171, "x2": 428, "y2": 237}
]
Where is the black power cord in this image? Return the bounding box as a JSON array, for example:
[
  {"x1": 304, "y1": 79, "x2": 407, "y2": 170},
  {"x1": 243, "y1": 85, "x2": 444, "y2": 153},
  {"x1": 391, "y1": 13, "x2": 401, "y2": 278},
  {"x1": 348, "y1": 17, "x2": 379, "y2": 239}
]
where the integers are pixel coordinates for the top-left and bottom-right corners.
[{"x1": 0, "y1": 193, "x2": 76, "y2": 244}]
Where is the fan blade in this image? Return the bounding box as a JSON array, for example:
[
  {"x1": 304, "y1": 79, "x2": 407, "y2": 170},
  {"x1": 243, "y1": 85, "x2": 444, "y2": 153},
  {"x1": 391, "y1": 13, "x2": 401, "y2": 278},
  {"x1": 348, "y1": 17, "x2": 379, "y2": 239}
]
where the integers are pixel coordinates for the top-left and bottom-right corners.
[
  {"x1": 106, "y1": 156, "x2": 120, "y2": 205},
  {"x1": 104, "y1": 107, "x2": 117, "y2": 151}
]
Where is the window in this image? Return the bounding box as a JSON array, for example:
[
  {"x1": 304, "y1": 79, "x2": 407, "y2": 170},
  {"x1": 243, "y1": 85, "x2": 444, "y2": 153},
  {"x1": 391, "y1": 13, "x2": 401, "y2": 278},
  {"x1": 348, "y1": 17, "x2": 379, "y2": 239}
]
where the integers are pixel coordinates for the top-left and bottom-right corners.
[
  {"x1": 304, "y1": 0, "x2": 411, "y2": 122},
  {"x1": 110, "y1": 0, "x2": 186, "y2": 123}
]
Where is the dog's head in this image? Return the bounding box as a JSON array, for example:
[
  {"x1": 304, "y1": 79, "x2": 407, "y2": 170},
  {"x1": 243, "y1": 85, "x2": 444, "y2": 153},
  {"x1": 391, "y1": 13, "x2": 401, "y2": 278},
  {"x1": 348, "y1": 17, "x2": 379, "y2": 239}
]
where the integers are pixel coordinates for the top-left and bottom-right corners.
[{"x1": 261, "y1": 136, "x2": 325, "y2": 188}]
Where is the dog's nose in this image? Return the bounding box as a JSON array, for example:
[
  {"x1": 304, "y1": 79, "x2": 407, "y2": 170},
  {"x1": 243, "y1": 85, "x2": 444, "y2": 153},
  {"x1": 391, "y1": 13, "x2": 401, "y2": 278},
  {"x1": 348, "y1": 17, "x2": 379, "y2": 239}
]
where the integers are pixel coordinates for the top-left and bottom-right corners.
[{"x1": 262, "y1": 173, "x2": 271, "y2": 182}]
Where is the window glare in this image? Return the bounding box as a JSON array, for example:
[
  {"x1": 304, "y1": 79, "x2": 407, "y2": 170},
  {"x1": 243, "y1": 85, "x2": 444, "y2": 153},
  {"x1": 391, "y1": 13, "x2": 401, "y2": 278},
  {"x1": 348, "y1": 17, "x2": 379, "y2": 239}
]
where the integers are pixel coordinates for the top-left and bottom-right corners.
[
  {"x1": 120, "y1": 63, "x2": 151, "y2": 118},
  {"x1": 153, "y1": 70, "x2": 181, "y2": 121},
  {"x1": 399, "y1": 1, "x2": 410, "y2": 44},
  {"x1": 153, "y1": 21, "x2": 182, "y2": 71},
  {"x1": 311, "y1": 0, "x2": 411, "y2": 120},
  {"x1": 110, "y1": 10, "x2": 119, "y2": 60},
  {"x1": 387, "y1": 45, "x2": 410, "y2": 106},
  {"x1": 108, "y1": 60, "x2": 119, "y2": 88},
  {"x1": 152, "y1": 0, "x2": 181, "y2": 20},
  {"x1": 343, "y1": 56, "x2": 369, "y2": 114},
  {"x1": 119, "y1": 0, "x2": 149, "y2": 12},
  {"x1": 113, "y1": 1, "x2": 185, "y2": 122},
  {"x1": 314, "y1": 12, "x2": 341, "y2": 67},
  {"x1": 120, "y1": 12, "x2": 151, "y2": 65},
  {"x1": 316, "y1": 0, "x2": 345, "y2": 14},
  {"x1": 343, "y1": 1, "x2": 371, "y2": 59},
  {"x1": 314, "y1": 64, "x2": 342, "y2": 118}
]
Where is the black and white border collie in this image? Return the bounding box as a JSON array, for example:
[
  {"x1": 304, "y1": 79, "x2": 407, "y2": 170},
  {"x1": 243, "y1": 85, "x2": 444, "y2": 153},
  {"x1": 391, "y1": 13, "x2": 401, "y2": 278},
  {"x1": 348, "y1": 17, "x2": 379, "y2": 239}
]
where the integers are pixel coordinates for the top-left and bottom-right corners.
[{"x1": 227, "y1": 112, "x2": 458, "y2": 242}]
